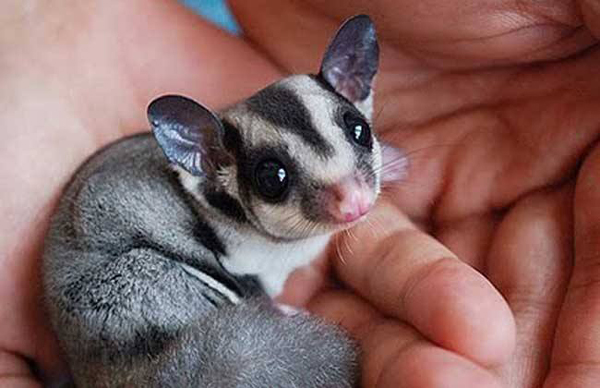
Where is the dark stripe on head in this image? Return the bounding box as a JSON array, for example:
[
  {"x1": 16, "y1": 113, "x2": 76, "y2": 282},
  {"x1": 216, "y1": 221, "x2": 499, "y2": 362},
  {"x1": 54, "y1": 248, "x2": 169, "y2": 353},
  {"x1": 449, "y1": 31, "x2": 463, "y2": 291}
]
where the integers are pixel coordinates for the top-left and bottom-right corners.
[
  {"x1": 221, "y1": 119, "x2": 244, "y2": 158},
  {"x1": 192, "y1": 218, "x2": 227, "y2": 257},
  {"x1": 246, "y1": 84, "x2": 334, "y2": 157},
  {"x1": 203, "y1": 188, "x2": 248, "y2": 223}
]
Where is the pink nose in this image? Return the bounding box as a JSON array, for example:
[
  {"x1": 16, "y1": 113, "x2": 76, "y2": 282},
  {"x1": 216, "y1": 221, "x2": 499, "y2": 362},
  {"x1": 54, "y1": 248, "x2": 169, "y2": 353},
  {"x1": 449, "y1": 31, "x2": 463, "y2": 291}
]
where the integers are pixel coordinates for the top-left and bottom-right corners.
[
  {"x1": 340, "y1": 198, "x2": 371, "y2": 222},
  {"x1": 326, "y1": 176, "x2": 374, "y2": 223}
]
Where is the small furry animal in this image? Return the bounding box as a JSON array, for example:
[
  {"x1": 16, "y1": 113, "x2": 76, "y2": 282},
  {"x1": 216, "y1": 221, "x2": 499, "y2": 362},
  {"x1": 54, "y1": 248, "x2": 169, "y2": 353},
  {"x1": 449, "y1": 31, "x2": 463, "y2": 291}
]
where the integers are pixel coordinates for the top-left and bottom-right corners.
[{"x1": 43, "y1": 14, "x2": 404, "y2": 388}]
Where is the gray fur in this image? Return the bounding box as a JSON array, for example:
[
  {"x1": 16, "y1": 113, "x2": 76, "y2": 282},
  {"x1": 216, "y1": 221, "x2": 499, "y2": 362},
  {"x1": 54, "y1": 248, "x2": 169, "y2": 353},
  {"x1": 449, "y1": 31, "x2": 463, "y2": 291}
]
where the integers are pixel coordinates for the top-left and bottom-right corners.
[
  {"x1": 124, "y1": 300, "x2": 358, "y2": 388},
  {"x1": 43, "y1": 14, "x2": 381, "y2": 388}
]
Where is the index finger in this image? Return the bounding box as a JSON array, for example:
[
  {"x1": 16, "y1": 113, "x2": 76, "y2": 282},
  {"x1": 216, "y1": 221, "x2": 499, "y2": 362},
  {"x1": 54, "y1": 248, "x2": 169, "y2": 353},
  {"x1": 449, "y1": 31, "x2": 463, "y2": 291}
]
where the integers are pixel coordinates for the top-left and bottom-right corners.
[{"x1": 334, "y1": 200, "x2": 516, "y2": 366}]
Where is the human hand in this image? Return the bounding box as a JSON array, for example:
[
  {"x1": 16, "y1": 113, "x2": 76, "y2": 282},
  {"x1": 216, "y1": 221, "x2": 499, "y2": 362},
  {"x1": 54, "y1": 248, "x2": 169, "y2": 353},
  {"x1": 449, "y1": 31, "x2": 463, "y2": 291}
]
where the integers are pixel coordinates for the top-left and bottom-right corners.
[
  {"x1": 0, "y1": 1, "x2": 282, "y2": 386},
  {"x1": 253, "y1": 0, "x2": 600, "y2": 387}
]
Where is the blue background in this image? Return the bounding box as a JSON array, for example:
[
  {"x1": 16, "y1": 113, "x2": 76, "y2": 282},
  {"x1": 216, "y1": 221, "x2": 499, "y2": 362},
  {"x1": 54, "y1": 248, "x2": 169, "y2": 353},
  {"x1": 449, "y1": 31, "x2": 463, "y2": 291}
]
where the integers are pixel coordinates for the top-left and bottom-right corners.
[{"x1": 180, "y1": 0, "x2": 240, "y2": 34}]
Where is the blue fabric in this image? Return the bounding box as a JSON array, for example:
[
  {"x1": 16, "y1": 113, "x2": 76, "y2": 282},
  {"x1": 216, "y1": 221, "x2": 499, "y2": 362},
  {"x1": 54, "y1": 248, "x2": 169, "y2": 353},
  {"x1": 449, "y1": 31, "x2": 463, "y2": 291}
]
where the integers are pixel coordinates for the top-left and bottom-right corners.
[{"x1": 180, "y1": 0, "x2": 241, "y2": 34}]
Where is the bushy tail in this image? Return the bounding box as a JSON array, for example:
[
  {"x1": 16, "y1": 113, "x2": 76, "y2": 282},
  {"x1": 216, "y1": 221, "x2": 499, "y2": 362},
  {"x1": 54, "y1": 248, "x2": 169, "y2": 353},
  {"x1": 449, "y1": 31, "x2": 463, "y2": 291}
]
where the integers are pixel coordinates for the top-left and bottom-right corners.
[{"x1": 134, "y1": 299, "x2": 360, "y2": 388}]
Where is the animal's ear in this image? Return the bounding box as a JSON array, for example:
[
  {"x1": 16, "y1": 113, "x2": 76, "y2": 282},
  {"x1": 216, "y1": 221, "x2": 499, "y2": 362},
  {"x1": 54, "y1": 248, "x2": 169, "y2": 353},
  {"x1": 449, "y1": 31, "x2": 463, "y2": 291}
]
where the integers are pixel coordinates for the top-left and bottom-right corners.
[
  {"x1": 319, "y1": 15, "x2": 379, "y2": 105},
  {"x1": 148, "y1": 95, "x2": 225, "y2": 177}
]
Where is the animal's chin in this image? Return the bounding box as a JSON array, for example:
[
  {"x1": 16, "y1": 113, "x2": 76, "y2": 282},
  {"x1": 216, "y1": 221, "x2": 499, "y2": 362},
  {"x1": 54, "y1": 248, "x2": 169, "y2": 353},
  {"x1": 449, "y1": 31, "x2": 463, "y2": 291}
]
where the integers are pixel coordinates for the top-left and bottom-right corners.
[
  {"x1": 263, "y1": 212, "x2": 371, "y2": 241},
  {"x1": 287, "y1": 214, "x2": 369, "y2": 240},
  {"x1": 328, "y1": 214, "x2": 368, "y2": 232}
]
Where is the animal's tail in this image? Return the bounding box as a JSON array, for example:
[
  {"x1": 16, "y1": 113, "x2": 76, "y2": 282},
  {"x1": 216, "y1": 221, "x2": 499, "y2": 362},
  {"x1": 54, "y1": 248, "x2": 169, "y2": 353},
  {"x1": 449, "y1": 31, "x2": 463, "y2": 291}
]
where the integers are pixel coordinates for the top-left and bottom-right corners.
[{"x1": 128, "y1": 299, "x2": 360, "y2": 388}]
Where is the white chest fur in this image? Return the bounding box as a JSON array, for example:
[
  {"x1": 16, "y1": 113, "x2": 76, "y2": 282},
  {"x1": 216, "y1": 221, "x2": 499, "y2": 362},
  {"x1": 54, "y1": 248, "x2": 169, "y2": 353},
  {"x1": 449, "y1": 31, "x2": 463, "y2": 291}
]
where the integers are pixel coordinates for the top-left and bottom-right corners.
[
  {"x1": 176, "y1": 170, "x2": 333, "y2": 297},
  {"x1": 222, "y1": 233, "x2": 332, "y2": 297}
]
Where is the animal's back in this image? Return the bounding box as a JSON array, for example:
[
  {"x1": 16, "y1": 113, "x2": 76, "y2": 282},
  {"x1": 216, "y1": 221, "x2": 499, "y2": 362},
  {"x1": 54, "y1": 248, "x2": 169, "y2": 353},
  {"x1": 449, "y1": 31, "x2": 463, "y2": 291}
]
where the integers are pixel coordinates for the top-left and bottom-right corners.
[
  {"x1": 46, "y1": 134, "x2": 206, "y2": 252},
  {"x1": 43, "y1": 134, "x2": 238, "y2": 385}
]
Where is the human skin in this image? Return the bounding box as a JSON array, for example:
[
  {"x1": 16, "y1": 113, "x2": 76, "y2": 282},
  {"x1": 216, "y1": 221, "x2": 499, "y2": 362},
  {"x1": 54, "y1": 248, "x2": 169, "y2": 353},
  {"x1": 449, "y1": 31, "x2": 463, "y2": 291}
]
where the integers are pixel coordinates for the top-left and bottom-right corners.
[{"x1": 1, "y1": 0, "x2": 600, "y2": 387}]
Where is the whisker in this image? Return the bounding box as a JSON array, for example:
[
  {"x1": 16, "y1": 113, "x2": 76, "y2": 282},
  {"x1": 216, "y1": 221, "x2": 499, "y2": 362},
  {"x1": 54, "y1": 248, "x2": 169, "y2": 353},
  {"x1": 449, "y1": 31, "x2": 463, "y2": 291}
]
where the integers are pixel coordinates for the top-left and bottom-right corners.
[
  {"x1": 370, "y1": 143, "x2": 460, "y2": 180},
  {"x1": 380, "y1": 175, "x2": 442, "y2": 192},
  {"x1": 346, "y1": 228, "x2": 359, "y2": 243},
  {"x1": 282, "y1": 212, "x2": 308, "y2": 236},
  {"x1": 364, "y1": 217, "x2": 385, "y2": 239},
  {"x1": 386, "y1": 143, "x2": 457, "y2": 158},
  {"x1": 363, "y1": 217, "x2": 377, "y2": 238},
  {"x1": 342, "y1": 229, "x2": 355, "y2": 257},
  {"x1": 335, "y1": 235, "x2": 347, "y2": 266}
]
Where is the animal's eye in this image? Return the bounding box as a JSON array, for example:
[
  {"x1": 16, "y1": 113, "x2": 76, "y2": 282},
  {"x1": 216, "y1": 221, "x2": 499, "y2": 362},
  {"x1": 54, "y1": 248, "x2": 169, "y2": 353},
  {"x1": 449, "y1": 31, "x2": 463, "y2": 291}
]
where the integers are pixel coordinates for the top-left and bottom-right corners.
[
  {"x1": 343, "y1": 112, "x2": 372, "y2": 148},
  {"x1": 254, "y1": 159, "x2": 289, "y2": 200}
]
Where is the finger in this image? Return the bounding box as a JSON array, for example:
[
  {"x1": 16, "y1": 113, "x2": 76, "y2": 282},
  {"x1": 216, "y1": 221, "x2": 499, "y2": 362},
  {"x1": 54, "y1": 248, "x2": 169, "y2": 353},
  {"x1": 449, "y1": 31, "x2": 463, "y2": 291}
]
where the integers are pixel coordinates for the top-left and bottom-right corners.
[
  {"x1": 309, "y1": 290, "x2": 503, "y2": 388},
  {"x1": 485, "y1": 187, "x2": 573, "y2": 387},
  {"x1": 232, "y1": 0, "x2": 593, "y2": 70},
  {"x1": 0, "y1": 351, "x2": 42, "y2": 388},
  {"x1": 277, "y1": 252, "x2": 331, "y2": 306},
  {"x1": 545, "y1": 144, "x2": 600, "y2": 387},
  {"x1": 334, "y1": 200, "x2": 515, "y2": 366}
]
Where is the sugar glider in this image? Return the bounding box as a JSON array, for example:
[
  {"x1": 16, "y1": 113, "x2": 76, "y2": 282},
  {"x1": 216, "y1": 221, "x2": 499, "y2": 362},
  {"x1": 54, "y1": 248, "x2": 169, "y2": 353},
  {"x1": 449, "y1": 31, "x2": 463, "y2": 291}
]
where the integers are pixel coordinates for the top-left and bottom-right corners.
[{"x1": 43, "y1": 14, "x2": 405, "y2": 388}]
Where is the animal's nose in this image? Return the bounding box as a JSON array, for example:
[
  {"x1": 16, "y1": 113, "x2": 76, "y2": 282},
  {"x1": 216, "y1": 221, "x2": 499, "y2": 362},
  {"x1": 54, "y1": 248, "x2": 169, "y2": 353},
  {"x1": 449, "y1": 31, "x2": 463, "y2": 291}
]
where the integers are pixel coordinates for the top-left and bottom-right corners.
[{"x1": 325, "y1": 175, "x2": 374, "y2": 224}]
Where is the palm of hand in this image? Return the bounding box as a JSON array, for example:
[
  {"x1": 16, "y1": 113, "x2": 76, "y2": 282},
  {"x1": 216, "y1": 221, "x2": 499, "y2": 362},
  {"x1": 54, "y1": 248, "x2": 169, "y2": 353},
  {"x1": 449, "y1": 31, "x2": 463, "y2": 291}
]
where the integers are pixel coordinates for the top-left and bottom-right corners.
[
  {"x1": 1, "y1": 1, "x2": 599, "y2": 387},
  {"x1": 299, "y1": 2, "x2": 600, "y2": 387}
]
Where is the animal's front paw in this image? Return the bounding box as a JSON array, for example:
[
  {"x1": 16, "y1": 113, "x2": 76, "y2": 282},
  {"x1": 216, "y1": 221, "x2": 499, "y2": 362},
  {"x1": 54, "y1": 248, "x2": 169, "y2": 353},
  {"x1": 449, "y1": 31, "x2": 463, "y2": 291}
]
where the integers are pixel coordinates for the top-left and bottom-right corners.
[{"x1": 275, "y1": 302, "x2": 306, "y2": 316}]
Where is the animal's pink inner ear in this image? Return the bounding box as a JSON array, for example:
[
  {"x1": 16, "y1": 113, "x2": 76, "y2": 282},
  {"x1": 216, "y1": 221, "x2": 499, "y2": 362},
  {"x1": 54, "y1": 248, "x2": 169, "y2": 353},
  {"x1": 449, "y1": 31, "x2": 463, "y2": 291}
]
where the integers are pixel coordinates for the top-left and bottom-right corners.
[
  {"x1": 148, "y1": 94, "x2": 224, "y2": 177},
  {"x1": 319, "y1": 15, "x2": 379, "y2": 103},
  {"x1": 381, "y1": 143, "x2": 408, "y2": 184}
]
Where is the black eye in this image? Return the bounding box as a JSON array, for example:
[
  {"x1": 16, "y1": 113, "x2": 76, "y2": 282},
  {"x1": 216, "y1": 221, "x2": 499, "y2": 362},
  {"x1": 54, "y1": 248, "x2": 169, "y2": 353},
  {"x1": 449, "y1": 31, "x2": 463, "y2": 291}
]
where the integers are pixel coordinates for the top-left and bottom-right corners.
[
  {"x1": 254, "y1": 159, "x2": 289, "y2": 200},
  {"x1": 343, "y1": 112, "x2": 372, "y2": 148}
]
